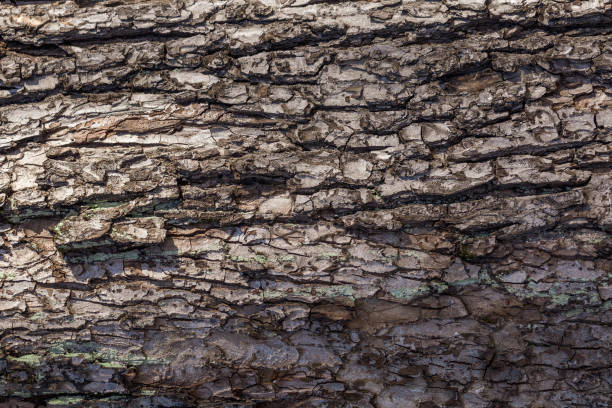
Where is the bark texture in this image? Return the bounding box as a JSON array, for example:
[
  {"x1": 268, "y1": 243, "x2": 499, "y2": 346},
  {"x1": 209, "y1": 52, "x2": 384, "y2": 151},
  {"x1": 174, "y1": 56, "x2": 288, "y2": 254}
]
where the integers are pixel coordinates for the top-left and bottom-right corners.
[{"x1": 1, "y1": 0, "x2": 612, "y2": 407}]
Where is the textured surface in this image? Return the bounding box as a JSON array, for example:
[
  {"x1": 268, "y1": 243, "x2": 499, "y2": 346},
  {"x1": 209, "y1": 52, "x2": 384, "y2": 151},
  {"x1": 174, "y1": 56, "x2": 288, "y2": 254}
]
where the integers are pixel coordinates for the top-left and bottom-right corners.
[{"x1": 1, "y1": 0, "x2": 612, "y2": 407}]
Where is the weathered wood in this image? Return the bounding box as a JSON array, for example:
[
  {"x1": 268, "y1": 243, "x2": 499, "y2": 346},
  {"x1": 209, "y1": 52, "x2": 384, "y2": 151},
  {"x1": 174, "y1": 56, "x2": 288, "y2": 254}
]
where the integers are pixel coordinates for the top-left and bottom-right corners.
[{"x1": 0, "y1": 1, "x2": 611, "y2": 407}]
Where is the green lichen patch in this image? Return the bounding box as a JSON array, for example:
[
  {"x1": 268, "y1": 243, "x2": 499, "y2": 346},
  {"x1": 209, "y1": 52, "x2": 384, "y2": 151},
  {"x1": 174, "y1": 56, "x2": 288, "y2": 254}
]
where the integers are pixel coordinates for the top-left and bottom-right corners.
[
  {"x1": 318, "y1": 251, "x2": 344, "y2": 260},
  {"x1": 7, "y1": 354, "x2": 41, "y2": 366},
  {"x1": 84, "y1": 201, "x2": 125, "y2": 210},
  {"x1": 139, "y1": 389, "x2": 157, "y2": 396},
  {"x1": 29, "y1": 311, "x2": 46, "y2": 321},
  {"x1": 231, "y1": 254, "x2": 297, "y2": 263},
  {"x1": 46, "y1": 341, "x2": 169, "y2": 368},
  {"x1": 53, "y1": 220, "x2": 68, "y2": 237},
  {"x1": 0, "y1": 271, "x2": 16, "y2": 281},
  {"x1": 99, "y1": 361, "x2": 127, "y2": 369},
  {"x1": 47, "y1": 396, "x2": 85, "y2": 406},
  {"x1": 550, "y1": 293, "x2": 571, "y2": 306},
  {"x1": 390, "y1": 284, "x2": 430, "y2": 301},
  {"x1": 315, "y1": 285, "x2": 356, "y2": 300}
]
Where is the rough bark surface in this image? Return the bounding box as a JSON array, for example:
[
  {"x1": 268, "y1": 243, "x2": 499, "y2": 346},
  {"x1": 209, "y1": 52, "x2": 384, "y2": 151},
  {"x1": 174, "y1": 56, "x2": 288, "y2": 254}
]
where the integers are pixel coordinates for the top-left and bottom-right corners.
[{"x1": 0, "y1": 0, "x2": 611, "y2": 407}]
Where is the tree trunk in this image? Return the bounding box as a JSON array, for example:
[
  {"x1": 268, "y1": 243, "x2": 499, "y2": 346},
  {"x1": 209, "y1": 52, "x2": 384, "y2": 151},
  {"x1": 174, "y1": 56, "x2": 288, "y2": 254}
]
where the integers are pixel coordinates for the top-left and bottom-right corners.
[{"x1": 0, "y1": 1, "x2": 611, "y2": 407}]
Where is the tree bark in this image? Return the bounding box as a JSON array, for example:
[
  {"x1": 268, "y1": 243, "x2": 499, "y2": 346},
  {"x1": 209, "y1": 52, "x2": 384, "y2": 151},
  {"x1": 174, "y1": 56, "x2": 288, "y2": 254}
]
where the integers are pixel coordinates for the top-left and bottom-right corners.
[{"x1": 0, "y1": 1, "x2": 611, "y2": 407}]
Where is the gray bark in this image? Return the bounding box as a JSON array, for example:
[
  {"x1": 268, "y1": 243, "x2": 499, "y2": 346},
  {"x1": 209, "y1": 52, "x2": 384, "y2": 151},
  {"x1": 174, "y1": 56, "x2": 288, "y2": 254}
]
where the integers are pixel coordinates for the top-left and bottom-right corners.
[{"x1": 0, "y1": 0, "x2": 611, "y2": 407}]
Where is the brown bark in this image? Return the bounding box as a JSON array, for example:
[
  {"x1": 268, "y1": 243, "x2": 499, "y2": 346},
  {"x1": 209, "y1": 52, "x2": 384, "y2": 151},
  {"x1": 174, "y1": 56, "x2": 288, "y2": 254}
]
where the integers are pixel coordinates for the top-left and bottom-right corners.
[{"x1": 0, "y1": 1, "x2": 611, "y2": 407}]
